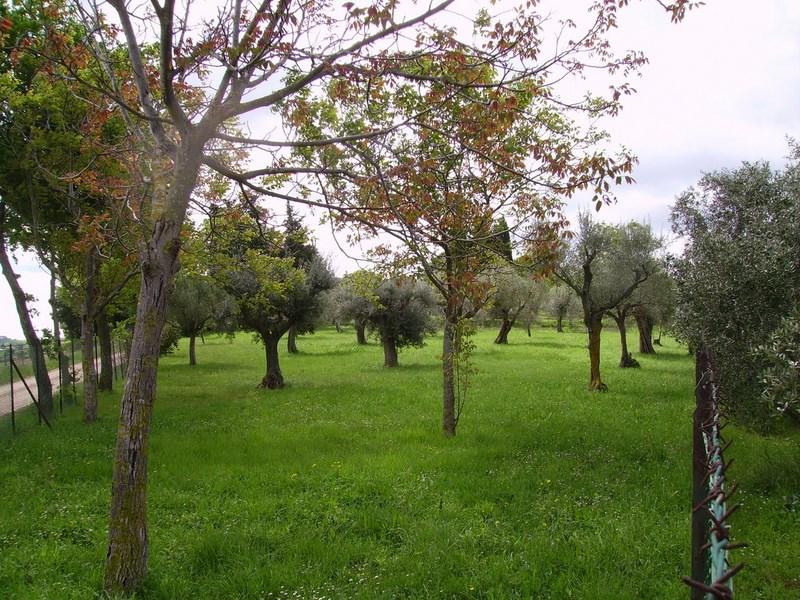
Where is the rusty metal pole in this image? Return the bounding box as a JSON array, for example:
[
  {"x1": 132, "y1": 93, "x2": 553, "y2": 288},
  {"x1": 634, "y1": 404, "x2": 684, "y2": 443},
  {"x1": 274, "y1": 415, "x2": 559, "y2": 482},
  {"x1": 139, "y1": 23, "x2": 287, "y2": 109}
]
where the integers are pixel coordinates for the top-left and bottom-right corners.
[{"x1": 691, "y1": 345, "x2": 711, "y2": 598}]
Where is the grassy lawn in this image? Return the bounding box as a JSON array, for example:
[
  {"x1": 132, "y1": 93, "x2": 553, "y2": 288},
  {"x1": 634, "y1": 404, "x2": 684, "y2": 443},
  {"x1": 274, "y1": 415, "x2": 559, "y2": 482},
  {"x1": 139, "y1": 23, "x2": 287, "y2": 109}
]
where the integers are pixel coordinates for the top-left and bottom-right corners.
[{"x1": 0, "y1": 327, "x2": 798, "y2": 599}]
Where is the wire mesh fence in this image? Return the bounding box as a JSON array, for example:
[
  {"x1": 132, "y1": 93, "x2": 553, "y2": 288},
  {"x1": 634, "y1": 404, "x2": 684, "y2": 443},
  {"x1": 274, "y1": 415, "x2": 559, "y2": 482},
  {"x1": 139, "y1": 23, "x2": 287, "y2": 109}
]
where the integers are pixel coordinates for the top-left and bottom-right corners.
[{"x1": 1, "y1": 335, "x2": 129, "y2": 434}]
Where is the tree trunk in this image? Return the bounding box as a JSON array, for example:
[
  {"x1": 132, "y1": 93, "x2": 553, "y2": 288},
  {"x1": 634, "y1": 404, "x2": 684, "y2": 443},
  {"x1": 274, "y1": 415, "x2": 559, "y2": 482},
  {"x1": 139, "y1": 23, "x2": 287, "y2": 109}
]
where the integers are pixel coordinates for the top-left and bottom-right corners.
[
  {"x1": 0, "y1": 218, "x2": 54, "y2": 415},
  {"x1": 334, "y1": 321, "x2": 341, "y2": 333},
  {"x1": 614, "y1": 313, "x2": 639, "y2": 368},
  {"x1": 382, "y1": 334, "x2": 399, "y2": 367},
  {"x1": 442, "y1": 317, "x2": 457, "y2": 436},
  {"x1": 287, "y1": 326, "x2": 298, "y2": 354},
  {"x1": 634, "y1": 309, "x2": 656, "y2": 354},
  {"x1": 81, "y1": 310, "x2": 98, "y2": 421},
  {"x1": 556, "y1": 310, "x2": 565, "y2": 333},
  {"x1": 494, "y1": 318, "x2": 512, "y2": 344},
  {"x1": 104, "y1": 216, "x2": 191, "y2": 592},
  {"x1": 50, "y1": 270, "x2": 72, "y2": 392},
  {"x1": 98, "y1": 310, "x2": 114, "y2": 391},
  {"x1": 587, "y1": 315, "x2": 608, "y2": 391},
  {"x1": 81, "y1": 247, "x2": 99, "y2": 421},
  {"x1": 355, "y1": 320, "x2": 367, "y2": 345},
  {"x1": 103, "y1": 143, "x2": 205, "y2": 594},
  {"x1": 260, "y1": 334, "x2": 284, "y2": 389},
  {"x1": 526, "y1": 321, "x2": 532, "y2": 337},
  {"x1": 188, "y1": 334, "x2": 196, "y2": 366}
]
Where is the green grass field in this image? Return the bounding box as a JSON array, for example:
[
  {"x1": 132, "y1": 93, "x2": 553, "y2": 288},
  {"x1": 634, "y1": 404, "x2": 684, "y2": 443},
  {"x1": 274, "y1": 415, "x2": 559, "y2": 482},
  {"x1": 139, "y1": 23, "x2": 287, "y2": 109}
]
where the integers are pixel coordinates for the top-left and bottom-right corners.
[{"x1": 1, "y1": 327, "x2": 798, "y2": 599}]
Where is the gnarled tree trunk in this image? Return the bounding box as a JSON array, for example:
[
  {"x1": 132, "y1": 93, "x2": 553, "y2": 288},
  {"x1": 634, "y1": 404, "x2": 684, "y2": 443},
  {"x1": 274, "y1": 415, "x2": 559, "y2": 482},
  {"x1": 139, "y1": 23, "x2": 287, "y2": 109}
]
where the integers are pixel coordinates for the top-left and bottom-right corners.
[
  {"x1": 634, "y1": 308, "x2": 656, "y2": 354},
  {"x1": 98, "y1": 309, "x2": 114, "y2": 391},
  {"x1": 287, "y1": 325, "x2": 298, "y2": 353},
  {"x1": 260, "y1": 334, "x2": 284, "y2": 389},
  {"x1": 382, "y1": 334, "x2": 398, "y2": 367},
  {"x1": 556, "y1": 309, "x2": 565, "y2": 333},
  {"x1": 611, "y1": 311, "x2": 639, "y2": 368},
  {"x1": 494, "y1": 317, "x2": 512, "y2": 344},
  {"x1": 587, "y1": 315, "x2": 607, "y2": 391},
  {"x1": 355, "y1": 320, "x2": 367, "y2": 345}
]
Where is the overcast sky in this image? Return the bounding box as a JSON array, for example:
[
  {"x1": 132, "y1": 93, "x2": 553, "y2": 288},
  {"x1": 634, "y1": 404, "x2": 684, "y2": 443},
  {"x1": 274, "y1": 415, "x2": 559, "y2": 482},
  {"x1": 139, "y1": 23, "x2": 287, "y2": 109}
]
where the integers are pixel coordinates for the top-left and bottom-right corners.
[{"x1": 2, "y1": 0, "x2": 798, "y2": 339}]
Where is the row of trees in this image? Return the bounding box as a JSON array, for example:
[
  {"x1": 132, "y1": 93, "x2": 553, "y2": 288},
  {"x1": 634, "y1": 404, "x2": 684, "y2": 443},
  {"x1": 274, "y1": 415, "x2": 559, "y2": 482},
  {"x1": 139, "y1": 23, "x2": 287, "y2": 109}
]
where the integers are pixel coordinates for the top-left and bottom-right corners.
[{"x1": 0, "y1": 0, "x2": 697, "y2": 592}]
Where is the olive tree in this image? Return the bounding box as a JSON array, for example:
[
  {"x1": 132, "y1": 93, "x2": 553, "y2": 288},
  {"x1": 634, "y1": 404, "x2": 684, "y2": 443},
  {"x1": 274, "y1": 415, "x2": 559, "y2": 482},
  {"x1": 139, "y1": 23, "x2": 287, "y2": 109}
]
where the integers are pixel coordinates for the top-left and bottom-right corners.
[
  {"x1": 671, "y1": 155, "x2": 800, "y2": 423},
  {"x1": 556, "y1": 214, "x2": 658, "y2": 390},
  {"x1": 366, "y1": 279, "x2": 437, "y2": 367},
  {"x1": 490, "y1": 269, "x2": 545, "y2": 344}
]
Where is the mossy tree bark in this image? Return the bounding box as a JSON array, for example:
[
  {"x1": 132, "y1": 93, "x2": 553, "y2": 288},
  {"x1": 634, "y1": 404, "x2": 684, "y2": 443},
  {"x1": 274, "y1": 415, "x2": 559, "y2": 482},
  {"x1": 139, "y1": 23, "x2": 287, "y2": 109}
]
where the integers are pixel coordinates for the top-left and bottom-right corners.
[{"x1": 104, "y1": 145, "x2": 203, "y2": 594}]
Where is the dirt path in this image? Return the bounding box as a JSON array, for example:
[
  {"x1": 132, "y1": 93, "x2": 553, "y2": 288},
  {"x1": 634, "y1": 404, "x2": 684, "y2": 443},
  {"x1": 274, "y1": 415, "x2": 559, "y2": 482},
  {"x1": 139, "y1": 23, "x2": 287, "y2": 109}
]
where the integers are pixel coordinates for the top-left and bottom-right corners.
[{"x1": 0, "y1": 355, "x2": 123, "y2": 417}]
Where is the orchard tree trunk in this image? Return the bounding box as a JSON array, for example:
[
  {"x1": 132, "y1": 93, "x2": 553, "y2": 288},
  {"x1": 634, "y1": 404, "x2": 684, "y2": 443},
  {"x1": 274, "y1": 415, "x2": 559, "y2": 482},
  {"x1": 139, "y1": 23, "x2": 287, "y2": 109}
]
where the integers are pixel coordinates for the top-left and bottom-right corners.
[
  {"x1": 634, "y1": 309, "x2": 656, "y2": 354},
  {"x1": 613, "y1": 313, "x2": 639, "y2": 368},
  {"x1": 188, "y1": 334, "x2": 197, "y2": 366},
  {"x1": 287, "y1": 326, "x2": 298, "y2": 353},
  {"x1": 98, "y1": 310, "x2": 114, "y2": 391},
  {"x1": 382, "y1": 334, "x2": 399, "y2": 367},
  {"x1": 587, "y1": 315, "x2": 607, "y2": 391},
  {"x1": 0, "y1": 213, "x2": 54, "y2": 415},
  {"x1": 104, "y1": 146, "x2": 203, "y2": 594},
  {"x1": 526, "y1": 321, "x2": 532, "y2": 337},
  {"x1": 556, "y1": 309, "x2": 565, "y2": 333},
  {"x1": 81, "y1": 246, "x2": 100, "y2": 421},
  {"x1": 442, "y1": 316, "x2": 457, "y2": 436},
  {"x1": 81, "y1": 311, "x2": 98, "y2": 421},
  {"x1": 50, "y1": 271, "x2": 72, "y2": 391},
  {"x1": 355, "y1": 320, "x2": 367, "y2": 345},
  {"x1": 260, "y1": 334, "x2": 284, "y2": 389},
  {"x1": 494, "y1": 317, "x2": 512, "y2": 344}
]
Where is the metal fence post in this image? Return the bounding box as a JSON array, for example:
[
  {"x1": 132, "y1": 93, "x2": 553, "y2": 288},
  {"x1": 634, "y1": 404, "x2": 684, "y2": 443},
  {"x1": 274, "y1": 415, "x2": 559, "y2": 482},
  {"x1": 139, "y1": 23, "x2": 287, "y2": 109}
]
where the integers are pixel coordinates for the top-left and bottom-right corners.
[
  {"x1": 9, "y1": 345, "x2": 15, "y2": 434},
  {"x1": 691, "y1": 346, "x2": 711, "y2": 599}
]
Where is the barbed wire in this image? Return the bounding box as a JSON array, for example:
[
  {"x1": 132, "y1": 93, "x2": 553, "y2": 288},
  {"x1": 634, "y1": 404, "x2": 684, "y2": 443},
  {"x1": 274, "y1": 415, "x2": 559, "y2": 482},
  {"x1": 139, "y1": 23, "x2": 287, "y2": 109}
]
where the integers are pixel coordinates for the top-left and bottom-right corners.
[{"x1": 683, "y1": 369, "x2": 745, "y2": 599}]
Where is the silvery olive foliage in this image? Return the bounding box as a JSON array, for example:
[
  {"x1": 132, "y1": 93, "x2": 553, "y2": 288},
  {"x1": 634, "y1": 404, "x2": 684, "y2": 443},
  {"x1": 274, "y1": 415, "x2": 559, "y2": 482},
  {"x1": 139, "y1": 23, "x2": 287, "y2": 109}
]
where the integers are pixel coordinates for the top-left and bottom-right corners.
[{"x1": 671, "y1": 150, "x2": 800, "y2": 424}]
